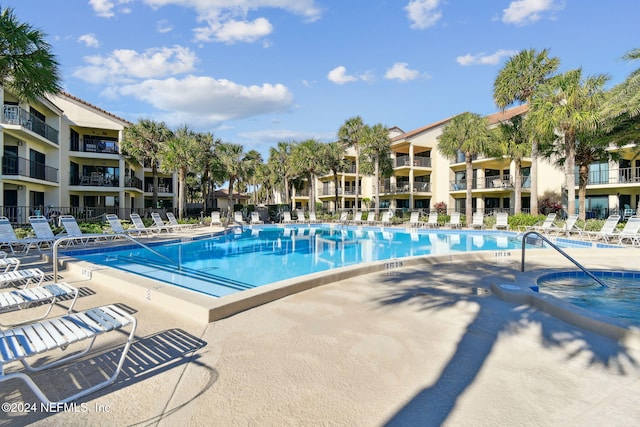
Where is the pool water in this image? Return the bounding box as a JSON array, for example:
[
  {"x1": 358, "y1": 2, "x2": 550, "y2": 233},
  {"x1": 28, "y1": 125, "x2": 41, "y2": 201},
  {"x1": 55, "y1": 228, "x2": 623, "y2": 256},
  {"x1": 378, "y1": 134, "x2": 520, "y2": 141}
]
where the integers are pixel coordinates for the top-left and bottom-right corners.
[
  {"x1": 75, "y1": 225, "x2": 568, "y2": 298},
  {"x1": 537, "y1": 271, "x2": 640, "y2": 326}
]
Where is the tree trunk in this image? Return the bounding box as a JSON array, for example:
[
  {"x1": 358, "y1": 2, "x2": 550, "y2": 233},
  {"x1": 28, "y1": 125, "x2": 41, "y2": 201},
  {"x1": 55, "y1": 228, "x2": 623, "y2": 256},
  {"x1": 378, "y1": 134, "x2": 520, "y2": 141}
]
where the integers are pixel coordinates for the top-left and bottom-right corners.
[
  {"x1": 565, "y1": 132, "x2": 576, "y2": 218},
  {"x1": 178, "y1": 167, "x2": 186, "y2": 219},
  {"x1": 310, "y1": 173, "x2": 316, "y2": 214},
  {"x1": 514, "y1": 157, "x2": 522, "y2": 214},
  {"x1": 530, "y1": 140, "x2": 539, "y2": 215},
  {"x1": 374, "y1": 155, "x2": 380, "y2": 216},
  {"x1": 354, "y1": 146, "x2": 360, "y2": 212},
  {"x1": 465, "y1": 153, "x2": 473, "y2": 226},
  {"x1": 333, "y1": 171, "x2": 340, "y2": 212},
  {"x1": 152, "y1": 163, "x2": 159, "y2": 209},
  {"x1": 578, "y1": 163, "x2": 589, "y2": 221}
]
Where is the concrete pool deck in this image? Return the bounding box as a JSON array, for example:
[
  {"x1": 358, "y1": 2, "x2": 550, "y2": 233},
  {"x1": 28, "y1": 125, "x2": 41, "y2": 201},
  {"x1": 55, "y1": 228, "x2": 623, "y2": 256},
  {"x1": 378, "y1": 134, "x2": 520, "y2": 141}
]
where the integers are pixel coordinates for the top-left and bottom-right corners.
[{"x1": 1, "y1": 241, "x2": 640, "y2": 425}]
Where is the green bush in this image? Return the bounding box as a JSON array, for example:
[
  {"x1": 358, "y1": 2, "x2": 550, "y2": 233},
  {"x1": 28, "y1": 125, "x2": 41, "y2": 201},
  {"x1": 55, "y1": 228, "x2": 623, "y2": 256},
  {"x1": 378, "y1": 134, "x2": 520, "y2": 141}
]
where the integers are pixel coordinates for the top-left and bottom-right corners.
[{"x1": 508, "y1": 213, "x2": 546, "y2": 230}]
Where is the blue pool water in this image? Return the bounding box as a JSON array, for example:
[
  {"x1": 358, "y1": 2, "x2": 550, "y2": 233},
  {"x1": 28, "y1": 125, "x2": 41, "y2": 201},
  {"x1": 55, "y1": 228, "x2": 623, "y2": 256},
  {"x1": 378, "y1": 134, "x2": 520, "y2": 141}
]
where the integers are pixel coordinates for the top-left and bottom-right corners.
[
  {"x1": 75, "y1": 225, "x2": 572, "y2": 298},
  {"x1": 537, "y1": 271, "x2": 640, "y2": 326}
]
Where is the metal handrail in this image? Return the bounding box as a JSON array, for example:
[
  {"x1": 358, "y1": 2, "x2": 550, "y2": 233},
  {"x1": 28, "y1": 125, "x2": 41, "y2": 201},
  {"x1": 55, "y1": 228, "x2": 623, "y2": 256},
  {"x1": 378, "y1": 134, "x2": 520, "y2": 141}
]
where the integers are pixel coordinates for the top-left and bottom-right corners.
[
  {"x1": 520, "y1": 231, "x2": 607, "y2": 287},
  {"x1": 52, "y1": 234, "x2": 179, "y2": 282}
]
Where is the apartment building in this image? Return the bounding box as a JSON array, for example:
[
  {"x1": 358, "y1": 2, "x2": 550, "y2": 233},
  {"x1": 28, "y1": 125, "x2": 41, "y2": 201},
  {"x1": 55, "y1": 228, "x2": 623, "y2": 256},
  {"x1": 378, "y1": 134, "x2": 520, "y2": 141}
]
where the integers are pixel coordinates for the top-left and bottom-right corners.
[{"x1": 1, "y1": 88, "x2": 177, "y2": 224}]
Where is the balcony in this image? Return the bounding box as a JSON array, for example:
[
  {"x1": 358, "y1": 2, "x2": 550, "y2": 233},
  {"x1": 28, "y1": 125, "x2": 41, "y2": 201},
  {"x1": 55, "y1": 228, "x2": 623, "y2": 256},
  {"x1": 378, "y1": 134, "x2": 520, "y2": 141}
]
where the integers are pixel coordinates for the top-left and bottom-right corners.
[
  {"x1": 71, "y1": 139, "x2": 120, "y2": 154},
  {"x1": 2, "y1": 156, "x2": 58, "y2": 183},
  {"x1": 2, "y1": 105, "x2": 59, "y2": 144},
  {"x1": 586, "y1": 167, "x2": 640, "y2": 185},
  {"x1": 449, "y1": 175, "x2": 528, "y2": 191},
  {"x1": 319, "y1": 187, "x2": 343, "y2": 196},
  {"x1": 70, "y1": 173, "x2": 119, "y2": 188},
  {"x1": 394, "y1": 156, "x2": 432, "y2": 168}
]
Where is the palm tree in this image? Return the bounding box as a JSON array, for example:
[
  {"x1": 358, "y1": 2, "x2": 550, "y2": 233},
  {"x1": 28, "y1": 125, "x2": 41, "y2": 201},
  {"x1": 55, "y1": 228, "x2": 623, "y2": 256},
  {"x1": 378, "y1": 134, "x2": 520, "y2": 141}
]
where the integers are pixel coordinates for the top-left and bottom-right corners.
[
  {"x1": 338, "y1": 116, "x2": 365, "y2": 212},
  {"x1": 214, "y1": 142, "x2": 244, "y2": 219},
  {"x1": 528, "y1": 69, "x2": 609, "y2": 220},
  {"x1": 243, "y1": 150, "x2": 263, "y2": 205},
  {"x1": 160, "y1": 125, "x2": 210, "y2": 219},
  {"x1": 121, "y1": 119, "x2": 172, "y2": 208},
  {"x1": 0, "y1": 6, "x2": 61, "y2": 101},
  {"x1": 601, "y1": 47, "x2": 640, "y2": 120},
  {"x1": 361, "y1": 123, "x2": 392, "y2": 216},
  {"x1": 321, "y1": 141, "x2": 349, "y2": 212},
  {"x1": 494, "y1": 48, "x2": 560, "y2": 215},
  {"x1": 493, "y1": 114, "x2": 530, "y2": 214},
  {"x1": 290, "y1": 139, "x2": 326, "y2": 214},
  {"x1": 268, "y1": 141, "x2": 294, "y2": 207},
  {"x1": 437, "y1": 112, "x2": 493, "y2": 226}
]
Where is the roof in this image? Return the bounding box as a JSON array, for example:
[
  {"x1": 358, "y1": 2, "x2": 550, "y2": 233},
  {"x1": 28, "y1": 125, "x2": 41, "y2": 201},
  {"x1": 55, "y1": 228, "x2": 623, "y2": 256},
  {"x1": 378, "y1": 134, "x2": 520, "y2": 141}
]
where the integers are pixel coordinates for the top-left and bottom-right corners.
[
  {"x1": 485, "y1": 103, "x2": 529, "y2": 125},
  {"x1": 54, "y1": 91, "x2": 133, "y2": 126},
  {"x1": 391, "y1": 116, "x2": 454, "y2": 142}
]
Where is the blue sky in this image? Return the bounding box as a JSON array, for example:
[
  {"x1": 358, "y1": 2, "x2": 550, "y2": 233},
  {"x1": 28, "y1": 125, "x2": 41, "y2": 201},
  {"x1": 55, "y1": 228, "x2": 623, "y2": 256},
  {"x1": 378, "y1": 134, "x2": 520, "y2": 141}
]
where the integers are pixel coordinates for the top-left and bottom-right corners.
[{"x1": 7, "y1": 0, "x2": 639, "y2": 158}]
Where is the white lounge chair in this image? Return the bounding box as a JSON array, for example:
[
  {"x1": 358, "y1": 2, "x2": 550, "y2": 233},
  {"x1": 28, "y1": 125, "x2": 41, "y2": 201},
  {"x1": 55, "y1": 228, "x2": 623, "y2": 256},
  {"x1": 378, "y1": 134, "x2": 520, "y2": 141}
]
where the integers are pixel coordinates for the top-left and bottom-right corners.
[
  {"x1": 445, "y1": 212, "x2": 461, "y2": 229},
  {"x1": 586, "y1": 215, "x2": 621, "y2": 242},
  {"x1": 493, "y1": 212, "x2": 509, "y2": 230},
  {"x1": 522, "y1": 213, "x2": 558, "y2": 234},
  {"x1": 105, "y1": 214, "x2": 146, "y2": 237},
  {"x1": 130, "y1": 213, "x2": 157, "y2": 235},
  {"x1": 378, "y1": 210, "x2": 393, "y2": 226},
  {"x1": 350, "y1": 211, "x2": 364, "y2": 225},
  {"x1": 250, "y1": 212, "x2": 264, "y2": 224},
  {"x1": 0, "y1": 304, "x2": 137, "y2": 405},
  {"x1": 307, "y1": 212, "x2": 321, "y2": 223},
  {"x1": 471, "y1": 213, "x2": 485, "y2": 230},
  {"x1": 210, "y1": 211, "x2": 222, "y2": 227},
  {"x1": 166, "y1": 212, "x2": 196, "y2": 230},
  {"x1": 426, "y1": 212, "x2": 439, "y2": 228},
  {"x1": 338, "y1": 211, "x2": 349, "y2": 223},
  {"x1": 59, "y1": 215, "x2": 112, "y2": 244},
  {"x1": 28, "y1": 216, "x2": 58, "y2": 251},
  {"x1": 233, "y1": 211, "x2": 246, "y2": 225},
  {"x1": 282, "y1": 212, "x2": 295, "y2": 224},
  {"x1": 295, "y1": 209, "x2": 308, "y2": 223},
  {"x1": 0, "y1": 256, "x2": 20, "y2": 273},
  {"x1": 0, "y1": 268, "x2": 45, "y2": 289},
  {"x1": 0, "y1": 282, "x2": 78, "y2": 326},
  {"x1": 558, "y1": 214, "x2": 583, "y2": 237},
  {"x1": 610, "y1": 216, "x2": 640, "y2": 245},
  {"x1": 150, "y1": 212, "x2": 172, "y2": 233}
]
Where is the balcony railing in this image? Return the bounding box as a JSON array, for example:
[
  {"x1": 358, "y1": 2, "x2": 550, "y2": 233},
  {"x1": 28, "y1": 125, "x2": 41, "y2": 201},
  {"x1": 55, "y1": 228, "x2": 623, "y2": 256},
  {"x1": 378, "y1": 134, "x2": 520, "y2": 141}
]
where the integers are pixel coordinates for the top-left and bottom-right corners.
[
  {"x1": 70, "y1": 173, "x2": 119, "y2": 187},
  {"x1": 125, "y1": 176, "x2": 143, "y2": 191},
  {"x1": 450, "y1": 175, "x2": 526, "y2": 191},
  {"x1": 2, "y1": 156, "x2": 58, "y2": 183},
  {"x1": 70, "y1": 139, "x2": 120, "y2": 154},
  {"x1": 2, "y1": 105, "x2": 59, "y2": 144},
  {"x1": 319, "y1": 187, "x2": 343, "y2": 196},
  {"x1": 587, "y1": 167, "x2": 640, "y2": 185},
  {"x1": 394, "y1": 156, "x2": 432, "y2": 168}
]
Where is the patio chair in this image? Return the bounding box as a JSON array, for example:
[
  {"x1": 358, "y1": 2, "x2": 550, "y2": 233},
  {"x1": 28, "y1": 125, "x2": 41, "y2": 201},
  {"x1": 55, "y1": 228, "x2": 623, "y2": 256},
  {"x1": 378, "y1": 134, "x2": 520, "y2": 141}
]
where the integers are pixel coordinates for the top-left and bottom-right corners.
[
  {"x1": 426, "y1": 212, "x2": 440, "y2": 229},
  {"x1": 130, "y1": 213, "x2": 158, "y2": 235},
  {"x1": 364, "y1": 210, "x2": 377, "y2": 225},
  {"x1": 611, "y1": 216, "x2": 640, "y2": 245},
  {"x1": 250, "y1": 212, "x2": 264, "y2": 224},
  {"x1": 27, "y1": 216, "x2": 58, "y2": 252},
  {"x1": 307, "y1": 212, "x2": 321, "y2": 223},
  {"x1": 105, "y1": 214, "x2": 146, "y2": 237},
  {"x1": 585, "y1": 215, "x2": 621, "y2": 242},
  {"x1": 0, "y1": 268, "x2": 45, "y2": 289},
  {"x1": 378, "y1": 210, "x2": 393, "y2": 226},
  {"x1": 282, "y1": 212, "x2": 295, "y2": 224},
  {"x1": 210, "y1": 211, "x2": 222, "y2": 227},
  {"x1": 58, "y1": 215, "x2": 113, "y2": 245},
  {"x1": 557, "y1": 214, "x2": 584, "y2": 237},
  {"x1": 0, "y1": 304, "x2": 137, "y2": 405},
  {"x1": 407, "y1": 211, "x2": 421, "y2": 228},
  {"x1": 150, "y1": 212, "x2": 173, "y2": 233},
  {"x1": 521, "y1": 213, "x2": 558, "y2": 235},
  {"x1": 166, "y1": 212, "x2": 196, "y2": 230},
  {"x1": 0, "y1": 282, "x2": 78, "y2": 326},
  {"x1": 0, "y1": 218, "x2": 40, "y2": 255},
  {"x1": 349, "y1": 211, "x2": 364, "y2": 225},
  {"x1": 493, "y1": 212, "x2": 509, "y2": 230},
  {"x1": 233, "y1": 211, "x2": 246, "y2": 225},
  {"x1": 295, "y1": 209, "x2": 308, "y2": 223},
  {"x1": 445, "y1": 212, "x2": 462, "y2": 229},
  {"x1": 338, "y1": 211, "x2": 349, "y2": 223},
  {"x1": 0, "y1": 256, "x2": 20, "y2": 273},
  {"x1": 471, "y1": 213, "x2": 485, "y2": 230}
]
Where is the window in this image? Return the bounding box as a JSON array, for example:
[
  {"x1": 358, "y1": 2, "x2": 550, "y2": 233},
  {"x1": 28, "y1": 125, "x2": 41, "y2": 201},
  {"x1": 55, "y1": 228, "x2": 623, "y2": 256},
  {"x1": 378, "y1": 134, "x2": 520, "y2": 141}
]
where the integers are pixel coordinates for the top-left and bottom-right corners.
[
  {"x1": 589, "y1": 161, "x2": 609, "y2": 185},
  {"x1": 29, "y1": 149, "x2": 46, "y2": 180}
]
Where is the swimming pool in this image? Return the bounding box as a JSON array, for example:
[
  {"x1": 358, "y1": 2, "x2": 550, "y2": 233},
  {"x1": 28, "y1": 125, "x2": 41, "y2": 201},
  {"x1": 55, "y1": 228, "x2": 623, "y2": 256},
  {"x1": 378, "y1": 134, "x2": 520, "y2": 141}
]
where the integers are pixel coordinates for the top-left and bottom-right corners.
[
  {"x1": 74, "y1": 225, "x2": 576, "y2": 298},
  {"x1": 537, "y1": 271, "x2": 640, "y2": 326}
]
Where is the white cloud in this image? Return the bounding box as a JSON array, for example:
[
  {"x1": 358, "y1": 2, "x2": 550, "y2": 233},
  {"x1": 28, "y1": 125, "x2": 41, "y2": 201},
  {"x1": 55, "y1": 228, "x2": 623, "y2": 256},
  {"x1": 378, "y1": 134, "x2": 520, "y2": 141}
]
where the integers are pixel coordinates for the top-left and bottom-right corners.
[
  {"x1": 73, "y1": 45, "x2": 198, "y2": 84},
  {"x1": 385, "y1": 63, "x2": 420, "y2": 81},
  {"x1": 117, "y1": 75, "x2": 293, "y2": 125},
  {"x1": 195, "y1": 17, "x2": 273, "y2": 44},
  {"x1": 89, "y1": 0, "x2": 132, "y2": 18},
  {"x1": 156, "y1": 19, "x2": 173, "y2": 33},
  {"x1": 327, "y1": 66, "x2": 372, "y2": 85},
  {"x1": 405, "y1": 0, "x2": 442, "y2": 29},
  {"x1": 502, "y1": 0, "x2": 563, "y2": 26},
  {"x1": 78, "y1": 33, "x2": 100, "y2": 48},
  {"x1": 143, "y1": 0, "x2": 323, "y2": 43},
  {"x1": 456, "y1": 49, "x2": 518, "y2": 66}
]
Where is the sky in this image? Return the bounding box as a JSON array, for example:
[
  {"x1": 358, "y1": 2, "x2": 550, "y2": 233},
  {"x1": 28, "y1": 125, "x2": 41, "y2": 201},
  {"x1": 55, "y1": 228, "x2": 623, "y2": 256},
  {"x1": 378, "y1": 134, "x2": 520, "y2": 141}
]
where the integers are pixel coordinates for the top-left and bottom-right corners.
[{"x1": 6, "y1": 0, "x2": 640, "y2": 158}]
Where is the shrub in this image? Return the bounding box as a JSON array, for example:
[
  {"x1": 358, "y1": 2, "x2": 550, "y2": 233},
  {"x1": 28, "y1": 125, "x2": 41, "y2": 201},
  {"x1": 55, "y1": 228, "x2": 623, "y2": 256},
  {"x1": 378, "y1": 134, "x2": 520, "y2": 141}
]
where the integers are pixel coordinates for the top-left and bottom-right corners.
[
  {"x1": 433, "y1": 201, "x2": 447, "y2": 214},
  {"x1": 509, "y1": 213, "x2": 546, "y2": 229}
]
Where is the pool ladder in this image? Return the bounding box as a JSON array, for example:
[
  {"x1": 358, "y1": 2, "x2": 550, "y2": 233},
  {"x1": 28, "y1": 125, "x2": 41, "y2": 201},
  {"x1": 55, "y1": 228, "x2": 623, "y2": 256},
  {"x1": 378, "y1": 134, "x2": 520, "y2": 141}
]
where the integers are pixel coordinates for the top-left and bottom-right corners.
[{"x1": 520, "y1": 231, "x2": 607, "y2": 287}]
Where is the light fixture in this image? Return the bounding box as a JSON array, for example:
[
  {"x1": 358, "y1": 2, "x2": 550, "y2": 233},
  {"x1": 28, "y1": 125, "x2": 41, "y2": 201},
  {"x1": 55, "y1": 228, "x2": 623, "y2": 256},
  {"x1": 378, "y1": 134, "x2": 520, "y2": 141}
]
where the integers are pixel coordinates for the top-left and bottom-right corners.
[
  {"x1": 17, "y1": 185, "x2": 24, "y2": 190},
  {"x1": 17, "y1": 140, "x2": 23, "y2": 146}
]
